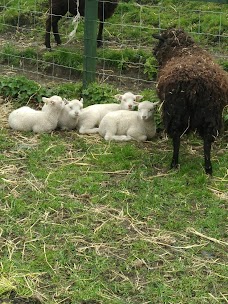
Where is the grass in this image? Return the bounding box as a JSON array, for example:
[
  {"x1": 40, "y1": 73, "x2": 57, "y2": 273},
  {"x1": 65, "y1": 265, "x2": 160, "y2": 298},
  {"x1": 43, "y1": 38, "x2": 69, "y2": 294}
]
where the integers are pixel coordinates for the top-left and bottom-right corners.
[
  {"x1": 0, "y1": 100, "x2": 227, "y2": 303},
  {"x1": 0, "y1": 0, "x2": 228, "y2": 302}
]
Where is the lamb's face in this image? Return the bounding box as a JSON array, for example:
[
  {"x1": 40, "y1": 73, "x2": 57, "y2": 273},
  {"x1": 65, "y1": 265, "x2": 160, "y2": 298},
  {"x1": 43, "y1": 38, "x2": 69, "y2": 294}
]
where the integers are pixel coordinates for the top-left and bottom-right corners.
[
  {"x1": 42, "y1": 95, "x2": 64, "y2": 110},
  {"x1": 138, "y1": 101, "x2": 159, "y2": 120},
  {"x1": 115, "y1": 92, "x2": 143, "y2": 110},
  {"x1": 65, "y1": 100, "x2": 83, "y2": 118}
]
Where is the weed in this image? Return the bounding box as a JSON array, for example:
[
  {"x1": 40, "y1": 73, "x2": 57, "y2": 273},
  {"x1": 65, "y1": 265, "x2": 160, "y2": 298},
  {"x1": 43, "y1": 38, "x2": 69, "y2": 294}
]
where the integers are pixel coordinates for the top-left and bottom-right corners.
[{"x1": 0, "y1": 75, "x2": 47, "y2": 104}]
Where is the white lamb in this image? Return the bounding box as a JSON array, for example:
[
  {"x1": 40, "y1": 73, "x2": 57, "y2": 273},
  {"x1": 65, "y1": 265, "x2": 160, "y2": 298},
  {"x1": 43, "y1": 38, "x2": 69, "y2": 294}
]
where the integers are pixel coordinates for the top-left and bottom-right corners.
[
  {"x1": 8, "y1": 95, "x2": 64, "y2": 133},
  {"x1": 77, "y1": 92, "x2": 143, "y2": 134},
  {"x1": 99, "y1": 101, "x2": 159, "y2": 141},
  {"x1": 57, "y1": 98, "x2": 83, "y2": 130}
]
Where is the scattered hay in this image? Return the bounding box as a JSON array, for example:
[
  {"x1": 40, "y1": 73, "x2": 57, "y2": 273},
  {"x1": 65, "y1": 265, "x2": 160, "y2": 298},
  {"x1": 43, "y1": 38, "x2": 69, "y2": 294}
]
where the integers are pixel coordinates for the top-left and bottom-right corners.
[
  {"x1": 0, "y1": 99, "x2": 13, "y2": 129},
  {"x1": 207, "y1": 187, "x2": 228, "y2": 200},
  {"x1": 187, "y1": 227, "x2": 228, "y2": 247}
]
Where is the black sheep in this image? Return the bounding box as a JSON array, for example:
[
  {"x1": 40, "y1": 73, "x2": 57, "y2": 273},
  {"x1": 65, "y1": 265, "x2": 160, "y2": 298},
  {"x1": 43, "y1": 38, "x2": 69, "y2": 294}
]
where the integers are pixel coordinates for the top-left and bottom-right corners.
[
  {"x1": 45, "y1": 0, "x2": 118, "y2": 50},
  {"x1": 152, "y1": 28, "x2": 228, "y2": 174}
]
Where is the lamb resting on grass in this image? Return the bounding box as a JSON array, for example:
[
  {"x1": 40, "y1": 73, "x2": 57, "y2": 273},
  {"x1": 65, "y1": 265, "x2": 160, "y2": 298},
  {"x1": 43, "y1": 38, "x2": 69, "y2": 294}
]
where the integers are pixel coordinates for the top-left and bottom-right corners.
[
  {"x1": 152, "y1": 28, "x2": 228, "y2": 174},
  {"x1": 77, "y1": 92, "x2": 143, "y2": 134},
  {"x1": 57, "y1": 98, "x2": 83, "y2": 130},
  {"x1": 8, "y1": 95, "x2": 64, "y2": 133},
  {"x1": 99, "y1": 101, "x2": 159, "y2": 141}
]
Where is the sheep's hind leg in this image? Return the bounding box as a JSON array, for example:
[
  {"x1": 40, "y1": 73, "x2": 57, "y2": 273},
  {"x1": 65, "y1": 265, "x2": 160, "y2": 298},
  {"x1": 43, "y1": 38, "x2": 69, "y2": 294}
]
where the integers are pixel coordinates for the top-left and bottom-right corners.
[
  {"x1": 170, "y1": 134, "x2": 180, "y2": 170},
  {"x1": 203, "y1": 137, "x2": 212, "y2": 175}
]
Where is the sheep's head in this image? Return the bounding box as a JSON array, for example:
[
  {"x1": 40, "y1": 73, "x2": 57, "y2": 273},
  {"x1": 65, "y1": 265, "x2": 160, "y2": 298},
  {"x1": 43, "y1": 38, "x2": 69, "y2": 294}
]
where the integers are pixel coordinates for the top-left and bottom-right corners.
[
  {"x1": 64, "y1": 98, "x2": 83, "y2": 118},
  {"x1": 152, "y1": 28, "x2": 195, "y2": 66},
  {"x1": 138, "y1": 101, "x2": 159, "y2": 120},
  {"x1": 115, "y1": 92, "x2": 143, "y2": 110},
  {"x1": 42, "y1": 95, "x2": 64, "y2": 109}
]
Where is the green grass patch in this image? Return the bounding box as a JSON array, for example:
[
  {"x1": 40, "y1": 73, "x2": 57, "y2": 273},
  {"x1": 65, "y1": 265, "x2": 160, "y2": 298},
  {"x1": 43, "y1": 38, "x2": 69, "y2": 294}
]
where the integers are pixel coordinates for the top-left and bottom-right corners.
[
  {"x1": 0, "y1": 120, "x2": 227, "y2": 303},
  {"x1": 0, "y1": 1, "x2": 228, "y2": 301}
]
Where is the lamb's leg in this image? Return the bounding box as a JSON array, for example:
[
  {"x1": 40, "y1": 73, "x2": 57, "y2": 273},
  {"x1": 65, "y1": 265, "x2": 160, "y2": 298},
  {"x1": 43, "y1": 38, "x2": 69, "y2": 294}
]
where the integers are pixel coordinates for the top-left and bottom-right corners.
[
  {"x1": 170, "y1": 134, "x2": 180, "y2": 169},
  {"x1": 79, "y1": 127, "x2": 99, "y2": 134},
  {"x1": 104, "y1": 134, "x2": 132, "y2": 141},
  {"x1": 203, "y1": 137, "x2": 212, "y2": 175}
]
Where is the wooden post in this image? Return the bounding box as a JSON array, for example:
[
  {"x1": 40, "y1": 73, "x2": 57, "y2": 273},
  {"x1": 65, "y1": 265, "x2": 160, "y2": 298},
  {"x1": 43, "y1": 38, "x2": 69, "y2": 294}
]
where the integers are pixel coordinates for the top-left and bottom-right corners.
[{"x1": 83, "y1": 0, "x2": 98, "y2": 88}]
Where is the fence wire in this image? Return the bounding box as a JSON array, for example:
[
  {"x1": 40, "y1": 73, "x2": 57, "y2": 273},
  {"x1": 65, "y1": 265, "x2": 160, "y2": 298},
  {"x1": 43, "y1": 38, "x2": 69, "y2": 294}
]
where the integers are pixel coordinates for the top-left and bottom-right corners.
[{"x1": 0, "y1": 0, "x2": 227, "y2": 90}]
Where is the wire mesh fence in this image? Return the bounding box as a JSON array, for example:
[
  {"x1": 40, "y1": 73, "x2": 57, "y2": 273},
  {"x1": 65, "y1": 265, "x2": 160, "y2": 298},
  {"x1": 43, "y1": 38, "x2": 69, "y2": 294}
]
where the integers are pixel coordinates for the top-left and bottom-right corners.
[{"x1": 0, "y1": 0, "x2": 227, "y2": 90}]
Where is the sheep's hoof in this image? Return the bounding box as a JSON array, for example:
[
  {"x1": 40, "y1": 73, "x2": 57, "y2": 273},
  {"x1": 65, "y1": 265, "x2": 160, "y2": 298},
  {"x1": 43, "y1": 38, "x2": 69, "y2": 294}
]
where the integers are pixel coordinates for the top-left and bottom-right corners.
[
  {"x1": 205, "y1": 166, "x2": 212, "y2": 175},
  {"x1": 97, "y1": 40, "x2": 103, "y2": 48},
  {"x1": 170, "y1": 161, "x2": 179, "y2": 170}
]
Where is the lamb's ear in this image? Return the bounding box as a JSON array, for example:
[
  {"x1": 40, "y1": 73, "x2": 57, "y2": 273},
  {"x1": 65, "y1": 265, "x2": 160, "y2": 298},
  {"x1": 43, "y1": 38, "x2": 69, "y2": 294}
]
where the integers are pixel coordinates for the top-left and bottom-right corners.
[
  {"x1": 152, "y1": 101, "x2": 160, "y2": 107},
  {"x1": 42, "y1": 97, "x2": 49, "y2": 104},
  {"x1": 63, "y1": 98, "x2": 69, "y2": 105},
  {"x1": 80, "y1": 98, "x2": 83, "y2": 104},
  {"x1": 152, "y1": 33, "x2": 165, "y2": 42},
  {"x1": 135, "y1": 95, "x2": 143, "y2": 102},
  {"x1": 114, "y1": 94, "x2": 122, "y2": 101}
]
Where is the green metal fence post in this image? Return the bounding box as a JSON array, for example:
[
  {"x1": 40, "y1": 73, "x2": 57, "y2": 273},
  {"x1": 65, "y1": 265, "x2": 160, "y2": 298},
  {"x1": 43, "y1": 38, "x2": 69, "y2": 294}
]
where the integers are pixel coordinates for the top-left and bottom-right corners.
[{"x1": 83, "y1": 0, "x2": 98, "y2": 89}]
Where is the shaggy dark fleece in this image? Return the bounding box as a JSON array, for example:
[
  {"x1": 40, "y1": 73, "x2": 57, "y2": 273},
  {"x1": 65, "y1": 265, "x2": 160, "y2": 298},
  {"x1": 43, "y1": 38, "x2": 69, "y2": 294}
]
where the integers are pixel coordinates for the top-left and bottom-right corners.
[
  {"x1": 153, "y1": 28, "x2": 228, "y2": 174},
  {"x1": 45, "y1": 0, "x2": 118, "y2": 49}
]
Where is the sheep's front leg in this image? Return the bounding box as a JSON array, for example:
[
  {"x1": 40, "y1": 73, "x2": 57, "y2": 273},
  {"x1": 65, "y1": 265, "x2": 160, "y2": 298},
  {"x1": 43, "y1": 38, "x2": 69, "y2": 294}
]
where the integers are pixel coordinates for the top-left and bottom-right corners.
[
  {"x1": 170, "y1": 134, "x2": 180, "y2": 169},
  {"x1": 203, "y1": 137, "x2": 212, "y2": 175}
]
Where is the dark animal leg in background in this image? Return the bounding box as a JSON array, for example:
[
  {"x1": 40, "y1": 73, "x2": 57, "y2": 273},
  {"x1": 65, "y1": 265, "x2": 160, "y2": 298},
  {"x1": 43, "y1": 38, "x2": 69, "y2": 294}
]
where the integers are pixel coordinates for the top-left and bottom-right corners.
[
  {"x1": 171, "y1": 135, "x2": 180, "y2": 169},
  {"x1": 97, "y1": 21, "x2": 104, "y2": 47},
  {"x1": 203, "y1": 137, "x2": 212, "y2": 175},
  {"x1": 45, "y1": 16, "x2": 52, "y2": 49},
  {"x1": 45, "y1": 15, "x2": 62, "y2": 49},
  {"x1": 52, "y1": 16, "x2": 62, "y2": 46}
]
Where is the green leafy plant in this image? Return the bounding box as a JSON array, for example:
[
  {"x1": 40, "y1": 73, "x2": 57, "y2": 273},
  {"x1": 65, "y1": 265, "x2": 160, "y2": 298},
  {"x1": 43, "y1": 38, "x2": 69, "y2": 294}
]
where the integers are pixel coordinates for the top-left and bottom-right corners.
[
  {"x1": 143, "y1": 56, "x2": 158, "y2": 80},
  {"x1": 0, "y1": 76, "x2": 48, "y2": 104},
  {"x1": 82, "y1": 82, "x2": 118, "y2": 106}
]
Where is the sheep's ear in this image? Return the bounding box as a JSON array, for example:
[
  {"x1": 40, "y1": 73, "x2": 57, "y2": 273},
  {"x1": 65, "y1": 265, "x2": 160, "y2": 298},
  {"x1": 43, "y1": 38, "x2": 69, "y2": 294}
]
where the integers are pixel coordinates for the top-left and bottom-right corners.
[
  {"x1": 152, "y1": 34, "x2": 165, "y2": 42},
  {"x1": 42, "y1": 97, "x2": 49, "y2": 104},
  {"x1": 114, "y1": 94, "x2": 122, "y2": 101},
  {"x1": 135, "y1": 95, "x2": 143, "y2": 102},
  {"x1": 80, "y1": 98, "x2": 83, "y2": 104},
  {"x1": 63, "y1": 98, "x2": 69, "y2": 105}
]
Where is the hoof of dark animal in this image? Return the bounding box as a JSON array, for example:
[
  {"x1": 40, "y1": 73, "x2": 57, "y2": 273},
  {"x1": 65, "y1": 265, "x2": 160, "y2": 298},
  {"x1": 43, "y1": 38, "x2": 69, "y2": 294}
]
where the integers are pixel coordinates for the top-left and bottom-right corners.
[
  {"x1": 97, "y1": 40, "x2": 103, "y2": 48},
  {"x1": 205, "y1": 166, "x2": 212, "y2": 175},
  {"x1": 170, "y1": 162, "x2": 179, "y2": 170}
]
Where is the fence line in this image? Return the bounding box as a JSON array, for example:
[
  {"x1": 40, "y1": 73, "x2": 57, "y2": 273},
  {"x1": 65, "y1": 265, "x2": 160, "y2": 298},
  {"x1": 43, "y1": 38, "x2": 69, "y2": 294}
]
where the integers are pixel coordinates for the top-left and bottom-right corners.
[{"x1": 0, "y1": 0, "x2": 227, "y2": 90}]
